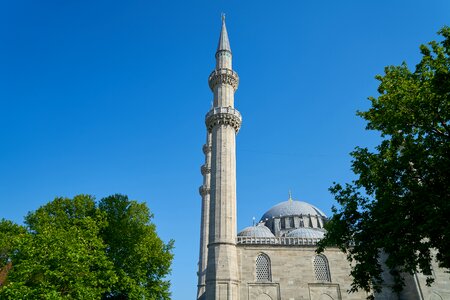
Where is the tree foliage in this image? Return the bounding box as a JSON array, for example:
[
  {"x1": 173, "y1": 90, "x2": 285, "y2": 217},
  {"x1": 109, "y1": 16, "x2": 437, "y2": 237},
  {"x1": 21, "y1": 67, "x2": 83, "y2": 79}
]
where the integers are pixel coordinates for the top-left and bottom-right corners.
[
  {"x1": 0, "y1": 219, "x2": 25, "y2": 287},
  {"x1": 0, "y1": 194, "x2": 173, "y2": 300},
  {"x1": 99, "y1": 194, "x2": 174, "y2": 300},
  {"x1": 317, "y1": 26, "x2": 450, "y2": 296}
]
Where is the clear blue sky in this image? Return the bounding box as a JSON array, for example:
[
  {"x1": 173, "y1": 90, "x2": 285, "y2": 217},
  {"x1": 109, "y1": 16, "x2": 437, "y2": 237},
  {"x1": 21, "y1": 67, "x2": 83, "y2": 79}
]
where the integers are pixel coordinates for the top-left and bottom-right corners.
[{"x1": 0, "y1": 0, "x2": 448, "y2": 299}]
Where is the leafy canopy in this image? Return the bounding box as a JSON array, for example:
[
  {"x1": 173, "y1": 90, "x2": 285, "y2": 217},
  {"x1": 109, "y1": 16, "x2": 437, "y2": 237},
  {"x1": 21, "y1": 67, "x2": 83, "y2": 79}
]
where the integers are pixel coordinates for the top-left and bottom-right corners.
[
  {"x1": 0, "y1": 194, "x2": 174, "y2": 300},
  {"x1": 99, "y1": 194, "x2": 174, "y2": 300},
  {"x1": 317, "y1": 26, "x2": 450, "y2": 296}
]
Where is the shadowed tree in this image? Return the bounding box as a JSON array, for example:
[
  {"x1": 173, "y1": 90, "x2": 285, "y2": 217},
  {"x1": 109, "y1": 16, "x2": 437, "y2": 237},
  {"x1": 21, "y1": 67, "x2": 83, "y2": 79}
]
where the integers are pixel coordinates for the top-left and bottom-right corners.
[{"x1": 317, "y1": 26, "x2": 450, "y2": 298}]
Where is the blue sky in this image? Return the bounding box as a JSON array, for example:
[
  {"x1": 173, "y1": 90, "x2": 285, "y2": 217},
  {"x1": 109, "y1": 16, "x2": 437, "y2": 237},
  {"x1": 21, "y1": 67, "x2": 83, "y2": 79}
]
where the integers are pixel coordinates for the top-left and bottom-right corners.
[{"x1": 0, "y1": 0, "x2": 448, "y2": 299}]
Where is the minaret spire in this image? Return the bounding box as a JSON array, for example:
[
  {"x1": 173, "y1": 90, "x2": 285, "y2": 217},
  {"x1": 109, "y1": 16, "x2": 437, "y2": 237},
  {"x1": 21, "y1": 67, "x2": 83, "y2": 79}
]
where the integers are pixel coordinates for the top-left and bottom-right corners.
[
  {"x1": 217, "y1": 13, "x2": 231, "y2": 53},
  {"x1": 215, "y1": 14, "x2": 232, "y2": 71}
]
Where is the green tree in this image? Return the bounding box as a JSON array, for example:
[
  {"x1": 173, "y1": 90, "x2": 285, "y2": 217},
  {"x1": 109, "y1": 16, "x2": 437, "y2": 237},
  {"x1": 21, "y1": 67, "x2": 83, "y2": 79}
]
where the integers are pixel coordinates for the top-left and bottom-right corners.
[
  {"x1": 0, "y1": 219, "x2": 26, "y2": 287},
  {"x1": 0, "y1": 194, "x2": 173, "y2": 300},
  {"x1": 317, "y1": 26, "x2": 450, "y2": 297},
  {"x1": 0, "y1": 195, "x2": 117, "y2": 299},
  {"x1": 99, "y1": 194, "x2": 174, "y2": 300}
]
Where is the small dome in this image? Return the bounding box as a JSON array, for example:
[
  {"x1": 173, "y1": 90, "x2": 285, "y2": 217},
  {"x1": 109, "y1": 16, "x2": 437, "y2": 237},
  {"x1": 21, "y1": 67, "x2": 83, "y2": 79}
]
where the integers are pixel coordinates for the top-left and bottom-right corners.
[
  {"x1": 286, "y1": 228, "x2": 326, "y2": 239},
  {"x1": 238, "y1": 224, "x2": 275, "y2": 238},
  {"x1": 261, "y1": 200, "x2": 326, "y2": 221}
]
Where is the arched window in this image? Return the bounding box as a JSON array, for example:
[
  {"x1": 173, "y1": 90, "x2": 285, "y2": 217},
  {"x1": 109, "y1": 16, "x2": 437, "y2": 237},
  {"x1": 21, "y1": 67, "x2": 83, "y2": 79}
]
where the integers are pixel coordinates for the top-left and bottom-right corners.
[
  {"x1": 256, "y1": 253, "x2": 271, "y2": 282},
  {"x1": 313, "y1": 255, "x2": 331, "y2": 282}
]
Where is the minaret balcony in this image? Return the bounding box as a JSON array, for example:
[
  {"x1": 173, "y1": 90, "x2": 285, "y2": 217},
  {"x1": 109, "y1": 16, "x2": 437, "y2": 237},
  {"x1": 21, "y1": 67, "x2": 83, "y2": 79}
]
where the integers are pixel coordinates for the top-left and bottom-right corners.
[
  {"x1": 205, "y1": 107, "x2": 242, "y2": 133},
  {"x1": 199, "y1": 185, "x2": 210, "y2": 196},
  {"x1": 208, "y1": 68, "x2": 239, "y2": 91},
  {"x1": 202, "y1": 143, "x2": 212, "y2": 154},
  {"x1": 201, "y1": 164, "x2": 211, "y2": 175}
]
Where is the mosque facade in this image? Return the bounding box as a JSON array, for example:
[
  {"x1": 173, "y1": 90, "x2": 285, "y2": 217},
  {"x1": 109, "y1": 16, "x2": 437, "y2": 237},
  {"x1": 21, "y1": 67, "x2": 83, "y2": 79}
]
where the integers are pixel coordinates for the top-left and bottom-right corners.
[{"x1": 196, "y1": 17, "x2": 449, "y2": 300}]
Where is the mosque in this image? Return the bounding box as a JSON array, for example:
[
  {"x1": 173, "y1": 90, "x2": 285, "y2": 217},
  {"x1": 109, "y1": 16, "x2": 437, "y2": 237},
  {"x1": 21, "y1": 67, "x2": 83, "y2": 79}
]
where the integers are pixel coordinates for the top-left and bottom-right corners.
[{"x1": 196, "y1": 16, "x2": 449, "y2": 300}]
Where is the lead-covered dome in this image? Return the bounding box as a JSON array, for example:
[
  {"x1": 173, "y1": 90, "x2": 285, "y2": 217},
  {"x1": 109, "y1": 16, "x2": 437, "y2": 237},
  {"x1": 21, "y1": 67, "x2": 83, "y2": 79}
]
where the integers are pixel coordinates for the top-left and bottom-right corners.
[
  {"x1": 260, "y1": 200, "x2": 326, "y2": 221},
  {"x1": 238, "y1": 224, "x2": 275, "y2": 238},
  {"x1": 286, "y1": 227, "x2": 326, "y2": 239}
]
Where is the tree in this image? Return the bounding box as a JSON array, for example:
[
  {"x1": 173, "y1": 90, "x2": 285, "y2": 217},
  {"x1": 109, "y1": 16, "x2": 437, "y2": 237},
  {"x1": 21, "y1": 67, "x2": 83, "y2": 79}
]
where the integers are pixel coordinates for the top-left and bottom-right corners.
[
  {"x1": 0, "y1": 194, "x2": 173, "y2": 300},
  {"x1": 0, "y1": 219, "x2": 26, "y2": 287},
  {"x1": 99, "y1": 194, "x2": 174, "y2": 300},
  {"x1": 0, "y1": 195, "x2": 118, "y2": 299},
  {"x1": 317, "y1": 26, "x2": 450, "y2": 297}
]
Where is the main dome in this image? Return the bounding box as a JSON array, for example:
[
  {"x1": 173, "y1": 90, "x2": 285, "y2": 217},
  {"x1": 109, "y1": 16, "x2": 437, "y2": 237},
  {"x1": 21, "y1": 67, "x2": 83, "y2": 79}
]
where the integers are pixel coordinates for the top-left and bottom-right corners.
[{"x1": 260, "y1": 200, "x2": 326, "y2": 221}]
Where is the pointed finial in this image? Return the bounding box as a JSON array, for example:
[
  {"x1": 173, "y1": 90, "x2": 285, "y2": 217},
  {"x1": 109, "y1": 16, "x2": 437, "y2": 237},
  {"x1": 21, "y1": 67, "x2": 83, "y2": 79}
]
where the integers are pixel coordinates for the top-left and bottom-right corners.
[
  {"x1": 252, "y1": 217, "x2": 255, "y2": 226},
  {"x1": 216, "y1": 13, "x2": 231, "y2": 52},
  {"x1": 288, "y1": 190, "x2": 293, "y2": 202}
]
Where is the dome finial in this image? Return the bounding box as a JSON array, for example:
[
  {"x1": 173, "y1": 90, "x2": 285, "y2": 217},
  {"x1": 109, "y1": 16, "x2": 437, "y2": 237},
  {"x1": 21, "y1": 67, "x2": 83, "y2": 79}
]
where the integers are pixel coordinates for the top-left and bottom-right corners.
[
  {"x1": 288, "y1": 190, "x2": 293, "y2": 202},
  {"x1": 221, "y1": 12, "x2": 226, "y2": 23}
]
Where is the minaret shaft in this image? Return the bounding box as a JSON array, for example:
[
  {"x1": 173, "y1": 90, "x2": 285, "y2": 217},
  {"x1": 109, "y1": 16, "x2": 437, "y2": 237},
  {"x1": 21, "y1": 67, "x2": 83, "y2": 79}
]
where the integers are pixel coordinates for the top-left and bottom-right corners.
[
  {"x1": 213, "y1": 85, "x2": 235, "y2": 108},
  {"x1": 216, "y1": 51, "x2": 232, "y2": 69},
  {"x1": 209, "y1": 126, "x2": 237, "y2": 242}
]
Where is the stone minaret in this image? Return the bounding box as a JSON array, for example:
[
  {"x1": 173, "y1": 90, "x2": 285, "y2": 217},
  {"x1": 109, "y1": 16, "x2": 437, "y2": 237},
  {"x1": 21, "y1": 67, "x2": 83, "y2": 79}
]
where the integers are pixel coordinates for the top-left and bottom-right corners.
[
  {"x1": 203, "y1": 15, "x2": 241, "y2": 300},
  {"x1": 197, "y1": 132, "x2": 211, "y2": 300}
]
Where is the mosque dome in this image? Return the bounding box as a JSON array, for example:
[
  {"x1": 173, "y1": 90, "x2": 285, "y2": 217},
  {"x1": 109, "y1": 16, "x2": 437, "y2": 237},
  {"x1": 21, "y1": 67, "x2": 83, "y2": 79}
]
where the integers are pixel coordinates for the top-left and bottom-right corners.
[
  {"x1": 260, "y1": 200, "x2": 327, "y2": 221},
  {"x1": 238, "y1": 224, "x2": 275, "y2": 238},
  {"x1": 286, "y1": 227, "x2": 326, "y2": 239}
]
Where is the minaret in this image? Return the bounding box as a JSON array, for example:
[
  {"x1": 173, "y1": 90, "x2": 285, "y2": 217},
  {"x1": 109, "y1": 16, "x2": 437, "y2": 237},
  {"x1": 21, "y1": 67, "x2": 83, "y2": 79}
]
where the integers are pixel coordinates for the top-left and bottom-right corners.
[
  {"x1": 197, "y1": 132, "x2": 211, "y2": 300},
  {"x1": 204, "y1": 15, "x2": 241, "y2": 300}
]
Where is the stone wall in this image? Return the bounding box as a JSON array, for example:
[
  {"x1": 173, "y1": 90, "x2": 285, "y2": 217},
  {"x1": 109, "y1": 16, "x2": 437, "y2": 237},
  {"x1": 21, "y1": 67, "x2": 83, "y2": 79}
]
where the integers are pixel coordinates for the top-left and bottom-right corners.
[
  {"x1": 237, "y1": 245, "x2": 450, "y2": 300},
  {"x1": 413, "y1": 249, "x2": 450, "y2": 300},
  {"x1": 237, "y1": 245, "x2": 369, "y2": 300}
]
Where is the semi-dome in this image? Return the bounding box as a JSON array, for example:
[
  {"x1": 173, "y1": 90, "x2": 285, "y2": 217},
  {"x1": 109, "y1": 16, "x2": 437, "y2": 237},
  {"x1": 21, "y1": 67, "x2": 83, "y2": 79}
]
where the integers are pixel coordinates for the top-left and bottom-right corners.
[
  {"x1": 238, "y1": 224, "x2": 275, "y2": 238},
  {"x1": 286, "y1": 227, "x2": 326, "y2": 239},
  {"x1": 260, "y1": 200, "x2": 327, "y2": 221}
]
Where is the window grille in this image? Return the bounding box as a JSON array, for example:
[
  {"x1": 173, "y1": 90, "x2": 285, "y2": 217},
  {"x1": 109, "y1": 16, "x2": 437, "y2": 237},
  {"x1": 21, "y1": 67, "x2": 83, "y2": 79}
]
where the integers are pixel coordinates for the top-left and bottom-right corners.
[
  {"x1": 314, "y1": 255, "x2": 331, "y2": 282},
  {"x1": 256, "y1": 253, "x2": 271, "y2": 282}
]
